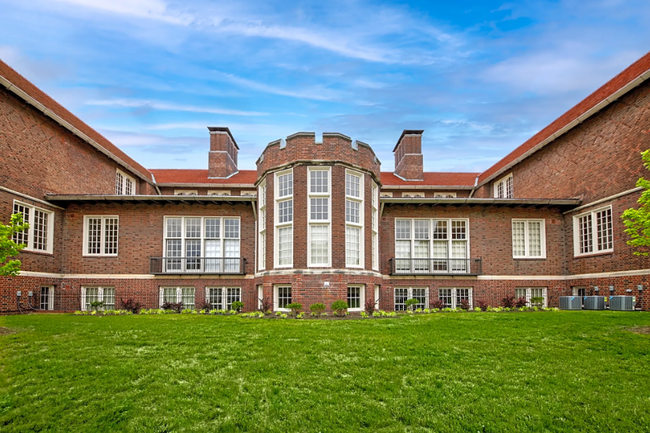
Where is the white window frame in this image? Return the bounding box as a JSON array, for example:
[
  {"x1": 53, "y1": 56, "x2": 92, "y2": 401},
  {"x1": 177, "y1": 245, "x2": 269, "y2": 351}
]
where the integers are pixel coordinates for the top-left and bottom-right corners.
[
  {"x1": 515, "y1": 287, "x2": 547, "y2": 307},
  {"x1": 207, "y1": 190, "x2": 231, "y2": 196},
  {"x1": 115, "y1": 169, "x2": 136, "y2": 195},
  {"x1": 206, "y1": 287, "x2": 241, "y2": 310},
  {"x1": 40, "y1": 285, "x2": 54, "y2": 311},
  {"x1": 81, "y1": 286, "x2": 116, "y2": 311},
  {"x1": 275, "y1": 169, "x2": 293, "y2": 268},
  {"x1": 434, "y1": 192, "x2": 457, "y2": 198},
  {"x1": 394, "y1": 287, "x2": 429, "y2": 311},
  {"x1": 12, "y1": 200, "x2": 55, "y2": 254},
  {"x1": 438, "y1": 287, "x2": 473, "y2": 309},
  {"x1": 345, "y1": 169, "x2": 364, "y2": 268},
  {"x1": 258, "y1": 180, "x2": 267, "y2": 271},
  {"x1": 159, "y1": 287, "x2": 196, "y2": 309},
  {"x1": 308, "y1": 167, "x2": 331, "y2": 267},
  {"x1": 347, "y1": 285, "x2": 365, "y2": 312},
  {"x1": 174, "y1": 190, "x2": 198, "y2": 195},
  {"x1": 273, "y1": 285, "x2": 292, "y2": 312},
  {"x1": 573, "y1": 205, "x2": 614, "y2": 257},
  {"x1": 512, "y1": 219, "x2": 546, "y2": 259},
  {"x1": 494, "y1": 173, "x2": 513, "y2": 198},
  {"x1": 371, "y1": 181, "x2": 379, "y2": 271},
  {"x1": 83, "y1": 215, "x2": 119, "y2": 257}
]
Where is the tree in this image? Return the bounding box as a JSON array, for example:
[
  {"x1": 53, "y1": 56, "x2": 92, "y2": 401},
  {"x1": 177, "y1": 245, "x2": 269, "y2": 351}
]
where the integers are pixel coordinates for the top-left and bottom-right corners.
[
  {"x1": 0, "y1": 213, "x2": 29, "y2": 276},
  {"x1": 622, "y1": 150, "x2": 650, "y2": 256}
]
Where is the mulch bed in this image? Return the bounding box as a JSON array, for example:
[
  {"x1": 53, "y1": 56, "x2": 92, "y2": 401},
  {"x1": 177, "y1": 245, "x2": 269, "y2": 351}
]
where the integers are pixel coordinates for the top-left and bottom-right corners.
[{"x1": 628, "y1": 326, "x2": 650, "y2": 335}]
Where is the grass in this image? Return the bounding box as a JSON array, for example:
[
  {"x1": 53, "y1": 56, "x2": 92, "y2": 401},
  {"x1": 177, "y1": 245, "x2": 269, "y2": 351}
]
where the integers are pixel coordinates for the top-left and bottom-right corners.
[{"x1": 1, "y1": 312, "x2": 650, "y2": 432}]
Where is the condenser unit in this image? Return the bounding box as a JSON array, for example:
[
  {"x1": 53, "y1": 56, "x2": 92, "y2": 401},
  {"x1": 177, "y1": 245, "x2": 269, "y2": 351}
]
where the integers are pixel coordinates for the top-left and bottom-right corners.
[
  {"x1": 583, "y1": 296, "x2": 606, "y2": 310},
  {"x1": 609, "y1": 296, "x2": 635, "y2": 311},
  {"x1": 559, "y1": 296, "x2": 582, "y2": 310}
]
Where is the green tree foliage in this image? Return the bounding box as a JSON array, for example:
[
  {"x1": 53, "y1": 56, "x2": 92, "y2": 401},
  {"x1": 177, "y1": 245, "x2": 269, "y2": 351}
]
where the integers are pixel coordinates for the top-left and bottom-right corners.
[
  {"x1": 622, "y1": 150, "x2": 650, "y2": 256},
  {"x1": 0, "y1": 213, "x2": 29, "y2": 276}
]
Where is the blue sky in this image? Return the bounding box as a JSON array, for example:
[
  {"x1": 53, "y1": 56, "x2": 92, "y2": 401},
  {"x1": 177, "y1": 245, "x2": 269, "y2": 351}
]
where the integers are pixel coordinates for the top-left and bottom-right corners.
[{"x1": 1, "y1": 0, "x2": 649, "y2": 172}]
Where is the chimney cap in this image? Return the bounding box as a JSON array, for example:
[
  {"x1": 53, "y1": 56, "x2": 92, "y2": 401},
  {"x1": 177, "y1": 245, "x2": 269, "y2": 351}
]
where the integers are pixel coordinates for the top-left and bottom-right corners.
[
  {"x1": 207, "y1": 126, "x2": 239, "y2": 150},
  {"x1": 393, "y1": 130, "x2": 424, "y2": 152}
]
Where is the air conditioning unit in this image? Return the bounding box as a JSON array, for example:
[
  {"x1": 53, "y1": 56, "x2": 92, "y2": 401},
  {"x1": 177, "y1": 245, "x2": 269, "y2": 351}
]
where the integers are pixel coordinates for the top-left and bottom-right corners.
[
  {"x1": 609, "y1": 296, "x2": 635, "y2": 311},
  {"x1": 583, "y1": 296, "x2": 605, "y2": 310},
  {"x1": 559, "y1": 296, "x2": 582, "y2": 310}
]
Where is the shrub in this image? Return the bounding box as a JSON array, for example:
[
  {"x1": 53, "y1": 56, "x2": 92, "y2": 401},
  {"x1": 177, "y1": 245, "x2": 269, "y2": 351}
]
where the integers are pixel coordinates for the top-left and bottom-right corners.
[
  {"x1": 259, "y1": 297, "x2": 272, "y2": 312},
  {"x1": 360, "y1": 311, "x2": 368, "y2": 318},
  {"x1": 501, "y1": 296, "x2": 515, "y2": 308},
  {"x1": 119, "y1": 298, "x2": 143, "y2": 314},
  {"x1": 197, "y1": 299, "x2": 212, "y2": 311},
  {"x1": 90, "y1": 300, "x2": 104, "y2": 312},
  {"x1": 514, "y1": 297, "x2": 528, "y2": 308},
  {"x1": 310, "y1": 303, "x2": 326, "y2": 315},
  {"x1": 475, "y1": 299, "x2": 489, "y2": 310},
  {"x1": 364, "y1": 298, "x2": 376, "y2": 316},
  {"x1": 296, "y1": 312, "x2": 305, "y2": 319},
  {"x1": 405, "y1": 298, "x2": 420, "y2": 311},
  {"x1": 280, "y1": 313, "x2": 288, "y2": 319},
  {"x1": 231, "y1": 301, "x2": 244, "y2": 312},
  {"x1": 530, "y1": 297, "x2": 544, "y2": 307},
  {"x1": 161, "y1": 302, "x2": 183, "y2": 313},
  {"x1": 474, "y1": 307, "x2": 482, "y2": 312},
  {"x1": 181, "y1": 309, "x2": 193, "y2": 314},
  {"x1": 286, "y1": 302, "x2": 302, "y2": 316},
  {"x1": 331, "y1": 300, "x2": 348, "y2": 316},
  {"x1": 459, "y1": 299, "x2": 471, "y2": 310},
  {"x1": 430, "y1": 299, "x2": 445, "y2": 309}
]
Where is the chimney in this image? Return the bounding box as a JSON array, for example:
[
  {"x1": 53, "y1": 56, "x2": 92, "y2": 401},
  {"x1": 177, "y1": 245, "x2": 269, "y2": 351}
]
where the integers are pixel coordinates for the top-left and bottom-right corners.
[
  {"x1": 207, "y1": 127, "x2": 239, "y2": 179},
  {"x1": 393, "y1": 130, "x2": 424, "y2": 180}
]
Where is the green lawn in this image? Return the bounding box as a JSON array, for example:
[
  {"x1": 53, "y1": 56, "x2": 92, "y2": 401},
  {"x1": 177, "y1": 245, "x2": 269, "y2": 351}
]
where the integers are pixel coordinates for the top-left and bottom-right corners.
[{"x1": 1, "y1": 312, "x2": 649, "y2": 432}]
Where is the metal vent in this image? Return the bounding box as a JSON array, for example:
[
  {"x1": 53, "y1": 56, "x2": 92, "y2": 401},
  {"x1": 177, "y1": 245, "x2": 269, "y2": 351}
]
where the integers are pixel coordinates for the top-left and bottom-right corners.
[
  {"x1": 583, "y1": 296, "x2": 606, "y2": 310},
  {"x1": 559, "y1": 296, "x2": 582, "y2": 310},
  {"x1": 609, "y1": 296, "x2": 634, "y2": 311}
]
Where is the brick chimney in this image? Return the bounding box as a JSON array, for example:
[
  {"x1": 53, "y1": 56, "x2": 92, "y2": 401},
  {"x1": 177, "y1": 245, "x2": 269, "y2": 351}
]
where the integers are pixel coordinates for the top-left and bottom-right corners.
[
  {"x1": 207, "y1": 127, "x2": 238, "y2": 179},
  {"x1": 393, "y1": 130, "x2": 424, "y2": 180}
]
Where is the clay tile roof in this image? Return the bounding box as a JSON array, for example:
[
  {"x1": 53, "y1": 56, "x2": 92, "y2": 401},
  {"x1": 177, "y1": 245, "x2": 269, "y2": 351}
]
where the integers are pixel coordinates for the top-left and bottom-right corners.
[
  {"x1": 381, "y1": 171, "x2": 479, "y2": 187},
  {"x1": 478, "y1": 50, "x2": 650, "y2": 185},
  {"x1": 150, "y1": 169, "x2": 258, "y2": 185},
  {"x1": 0, "y1": 59, "x2": 153, "y2": 182}
]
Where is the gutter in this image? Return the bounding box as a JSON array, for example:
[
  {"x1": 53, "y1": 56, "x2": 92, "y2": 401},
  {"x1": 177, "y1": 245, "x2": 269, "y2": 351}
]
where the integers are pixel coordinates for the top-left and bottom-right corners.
[
  {"x1": 46, "y1": 194, "x2": 257, "y2": 203},
  {"x1": 381, "y1": 197, "x2": 582, "y2": 207}
]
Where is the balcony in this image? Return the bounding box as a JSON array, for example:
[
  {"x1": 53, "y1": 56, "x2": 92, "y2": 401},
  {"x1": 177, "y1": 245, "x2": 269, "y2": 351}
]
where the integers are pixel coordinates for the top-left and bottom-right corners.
[
  {"x1": 389, "y1": 258, "x2": 482, "y2": 276},
  {"x1": 150, "y1": 257, "x2": 247, "y2": 275}
]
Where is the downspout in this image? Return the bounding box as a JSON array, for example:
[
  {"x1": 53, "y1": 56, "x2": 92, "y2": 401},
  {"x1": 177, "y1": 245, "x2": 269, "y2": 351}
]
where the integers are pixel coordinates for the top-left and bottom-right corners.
[{"x1": 468, "y1": 175, "x2": 480, "y2": 198}]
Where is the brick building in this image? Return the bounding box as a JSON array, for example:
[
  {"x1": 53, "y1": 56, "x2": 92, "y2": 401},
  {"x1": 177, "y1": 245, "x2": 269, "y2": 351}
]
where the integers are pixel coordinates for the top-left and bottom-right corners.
[{"x1": 1, "y1": 51, "x2": 650, "y2": 314}]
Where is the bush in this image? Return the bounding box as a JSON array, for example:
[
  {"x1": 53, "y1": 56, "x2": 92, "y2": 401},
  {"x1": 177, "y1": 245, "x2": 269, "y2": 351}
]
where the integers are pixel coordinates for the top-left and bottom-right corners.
[
  {"x1": 474, "y1": 307, "x2": 482, "y2": 312},
  {"x1": 286, "y1": 302, "x2": 302, "y2": 316},
  {"x1": 231, "y1": 301, "x2": 244, "y2": 312},
  {"x1": 430, "y1": 299, "x2": 445, "y2": 309},
  {"x1": 405, "y1": 298, "x2": 420, "y2": 311},
  {"x1": 119, "y1": 298, "x2": 143, "y2": 314},
  {"x1": 364, "y1": 298, "x2": 376, "y2": 315},
  {"x1": 89, "y1": 300, "x2": 104, "y2": 312},
  {"x1": 161, "y1": 302, "x2": 183, "y2": 313},
  {"x1": 514, "y1": 297, "x2": 528, "y2": 308},
  {"x1": 530, "y1": 297, "x2": 544, "y2": 307},
  {"x1": 331, "y1": 300, "x2": 348, "y2": 316},
  {"x1": 459, "y1": 299, "x2": 471, "y2": 310},
  {"x1": 310, "y1": 303, "x2": 326, "y2": 315},
  {"x1": 259, "y1": 297, "x2": 272, "y2": 312},
  {"x1": 501, "y1": 296, "x2": 515, "y2": 308},
  {"x1": 197, "y1": 299, "x2": 212, "y2": 311},
  {"x1": 475, "y1": 299, "x2": 489, "y2": 310}
]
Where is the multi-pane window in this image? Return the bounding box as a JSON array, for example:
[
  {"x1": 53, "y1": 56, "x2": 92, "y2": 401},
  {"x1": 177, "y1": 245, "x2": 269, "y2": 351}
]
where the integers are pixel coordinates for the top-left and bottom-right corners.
[
  {"x1": 115, "y1": 170, "x2": 135, "y2": 195},
  {"x1": 438, "y1": 287, "x2": 472, "y2": 309},
  {"x1": 12, "y1": 202, "x2": 54, "y2": 254},
  {"x1": 512, "y1": 219, "x2": 546, "y2": 258},
  {"x1": 40, "y1": 286, "x2": 54, "y2": 311},
  {"x1": 274, "y1": 286, "x2": 292, "y2": 311},
  {"x1": 275, "y1": 170, "x2": 293, "y2": 267},
  {"x1": 347, "y1": 285, "x2": 365, "y2": 311},
  {"x1": 163, "y1": 217, "x2": 240, "y2": 272},
  {"x1": 309, "y1": 168, "x2": 331, "y2": 266},
  {"x1": 494, "y1": 174, "x2": 513, "y2": 198},
  {"x1": 84, "y1": 216, "x2": 119, "y2": 256},
  {"x1": 371, "y1": 181, "x2": 379, "y2": 271},
  {"x1": 160, "y1": 287, "x2": 196, "y2": 309},
  {"x1": 395, "y1": 219, "x2": 469, "y2": 273},
  {"x1": 81, "y1": 287, "x2": 115, "y2": 311},
  {"x1": 515, "y1": 287, "x2": 547, "y2": 307},
  {"x1": 206, "y1": 287, "x2": 241, "y2": 310},
  {"x1": 258, "y1": 180, "x2": 267, "y2": 271},
  {"x1": 573, "y1": 206, "x2": 613, "y2": 256},
  {"x1": 394, "y1": 287, "x2": 428, "y2": 311},
  {"x1": 345, "y1": 170, "x2": 363, "y2": 267}
]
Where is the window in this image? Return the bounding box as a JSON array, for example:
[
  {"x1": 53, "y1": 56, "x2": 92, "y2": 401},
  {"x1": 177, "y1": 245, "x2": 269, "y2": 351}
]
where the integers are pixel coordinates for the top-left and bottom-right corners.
[
  {"x1": 258, "y1": 180, "x2": 267, "y2": 271},
  {"x1": 83, "y1": 216, "x2": 119, "y2": 256},
  {"x1": 394, "y1": 287, "x2": 428, "y2": 311},
  {"x1": 207, "y1": 190, "x2": 231, "y2": 196},
  {"x1": 206, "y1": 287, "x2": 241, "y2": 310},
  {"x1": 494, "y1": 173, "x2": 513, "y2": 198},
  {"x1": 163, "y1": 217, "x2": 240, "y2": 272},
  {"x1": 81, "y1": 286, "x2": 115, "y2": 311},
  {"x1": 572, "y1": 287, "x2": 586, "y2": 297},
  {"x1": 512, "y1": 219, "x2": 546, "y2": 258},
  {"x1": 573, "y1": 206, "x2": 613, "y2": 256},
  {"x1": 394, "y1": 219, "x2": 469, "y2": 274},
  {"x1": 40, "y1": 286, "x2": 54, "y2": 311},
  {"x1": 515, "y1": 287, "x2": 547, "y2": 307},
  {"x1": 160, "y1": 287, "x2": 195, "y2": 309},
  {"x1": 380, "y1": 192, "x2": 393, "y2": 198},
  {"x1": 174, "y1": 190, "x2": 198, "y2": 195},
  {"x1": 371, "y1": 181, "x2": 379, "y2": 271},
  {"x1": 345, "y1": 170, "x2": 364, "y2": 267},
  {"x1": 347, "y1": 285, "x2": 365, "y2": 311},
  {"x1": 274, "y1": 286, "x2": 292, "y2": 311},
  {"x1": 402, "y1": 192, "x2": 424, "y2": 198},
  {"x1": 12, "y1": 201, "x2": 54, "y2": 254},
  {"x1": 438, "y1": 287, "x2": 472, "y2": 309},
  {"x1": 275, "y1": 170, "x2": 293, "y2": 267},
  {"x1": 434, "y1": 192, "x2": 457, "y2": 198},
  {"x1": 308, "y1": 168, "x2": 331, "y2": 267},
  {"x1": 115, "y1": 170, "x2": 136, "y2": 195}
]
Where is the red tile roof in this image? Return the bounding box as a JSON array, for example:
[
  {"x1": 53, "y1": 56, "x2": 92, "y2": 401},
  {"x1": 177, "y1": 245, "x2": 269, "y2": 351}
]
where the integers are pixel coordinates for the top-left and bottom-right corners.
[
  {"x1": 0, "y1": 59, "x2": 154, "y2": 182},
  {"x1": 381, "y1": 171, "x2": 479, "y2": 187},
  {"x1": 150, "y1": 169, "x2": 258, "y2": 185},
  {"x1": 478, "y1": 50, "x2": 650, "y2": 185}
]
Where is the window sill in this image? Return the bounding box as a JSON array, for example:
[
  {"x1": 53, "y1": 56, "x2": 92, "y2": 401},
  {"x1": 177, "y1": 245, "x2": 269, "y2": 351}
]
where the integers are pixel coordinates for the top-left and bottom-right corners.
[
  {"x1": 513, "y1": 257, "x2": 547, "y2": 261},
  {"x1": 573, "y1": 251, "x2": 614, "y2": 259},
  {"x1": 82, "y1": 254, "x2": 119, "y2": 258},
  {"x1": 21, "y1": 249, "x2": 54, "y2": 257}
]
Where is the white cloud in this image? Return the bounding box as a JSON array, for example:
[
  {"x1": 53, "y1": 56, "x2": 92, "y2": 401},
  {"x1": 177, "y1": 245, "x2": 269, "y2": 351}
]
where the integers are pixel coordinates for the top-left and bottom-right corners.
[
  {"x1": 86, "y1": 98, "x2": 267, "y2": 116},
  {"x1": 52, "y1": 0, "x2": 193, "y2": 25}
]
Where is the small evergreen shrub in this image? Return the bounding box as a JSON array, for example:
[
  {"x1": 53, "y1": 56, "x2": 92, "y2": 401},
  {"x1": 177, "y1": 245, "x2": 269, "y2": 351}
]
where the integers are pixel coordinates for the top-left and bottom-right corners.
[
  {"x1": 231, "y1": 301, "x2": 244, "y2": 312},
  {"x1": 286, "y1": 302, "x2": 302, "y2": 316},
  {"x1": 331, "y1": 300, "x2": 348, "y2": 316},
  {"x1": 405, "y1": 298, "x2": 420, "y2": 311},
  {"x1": 310, "y1": 303, "x2": 326, "y2": 315}
]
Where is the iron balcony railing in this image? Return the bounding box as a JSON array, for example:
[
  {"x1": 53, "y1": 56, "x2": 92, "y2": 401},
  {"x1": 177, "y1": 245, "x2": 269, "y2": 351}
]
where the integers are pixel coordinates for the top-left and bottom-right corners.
[
  {"x1": 150, "y1": 257, "x2": 246, "y2": 275},
  {"x1": 389, "y1": 258, "x2": 482, "y2": 276}
]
